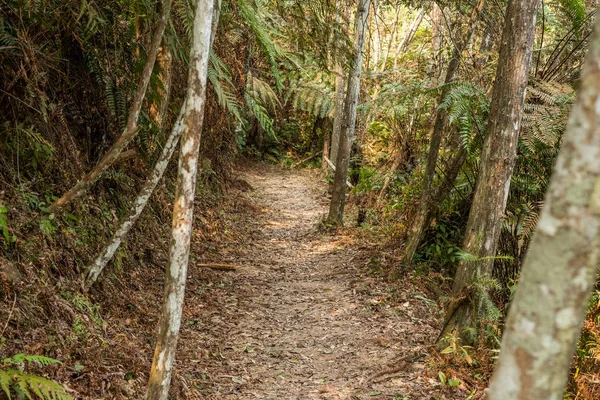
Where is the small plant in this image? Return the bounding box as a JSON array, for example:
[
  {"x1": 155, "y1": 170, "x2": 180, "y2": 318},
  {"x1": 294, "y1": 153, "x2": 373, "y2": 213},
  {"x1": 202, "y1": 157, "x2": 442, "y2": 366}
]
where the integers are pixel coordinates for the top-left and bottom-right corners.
[
  {"x1": 0, "y1": 201, "x2": 16, "y2": 247},
  {"x1": 0, "y1": 354, "x2": 72, "y2": 400},
  {"x1": 438, "y1": 371, "x2": 461, "y2": 387},
  {"x1": 440, "y1": 332, "x2": 474, "y2": 365}
]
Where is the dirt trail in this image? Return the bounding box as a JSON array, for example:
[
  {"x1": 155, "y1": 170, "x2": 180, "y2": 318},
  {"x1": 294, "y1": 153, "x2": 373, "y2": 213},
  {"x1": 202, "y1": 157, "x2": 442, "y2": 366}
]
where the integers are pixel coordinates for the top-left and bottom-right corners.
[{"x1": 190, "y1": 166, "x2": 452, "y2": 399}]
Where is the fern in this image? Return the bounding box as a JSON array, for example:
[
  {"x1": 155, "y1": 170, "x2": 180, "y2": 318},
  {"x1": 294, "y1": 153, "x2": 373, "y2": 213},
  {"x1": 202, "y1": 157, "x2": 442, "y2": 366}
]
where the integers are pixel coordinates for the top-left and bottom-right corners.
[{"x1": 1, "y1": 355, "x2": 72, "y2": 400}]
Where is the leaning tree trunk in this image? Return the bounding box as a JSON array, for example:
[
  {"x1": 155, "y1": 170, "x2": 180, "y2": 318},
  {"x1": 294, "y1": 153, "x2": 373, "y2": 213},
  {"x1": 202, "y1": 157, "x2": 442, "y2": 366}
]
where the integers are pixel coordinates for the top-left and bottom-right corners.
[
  {"x1": 145, "y1": 0, "x2": 214, "y2": 398},
  {"x1": 327, "y1": 0, "x2": 371, "y2": 225},
  {"x1": 48, "y1": 0, "x2": 173, "y2": 213},
  {"x1": 85, "y1": 105, "x2": 185, "y2": 287},
  {"x1": 442, "y1": 0, "x2": 540, "y2": 344},
  {"x1": 84, "y1": 2, "x2": 221, "y2": 288},
  {"x1": 487, "y1": 20, "x2": 600, "y2": 399},
  {"x1": 402, "y1": 0, "x2": 485, "y2": 265}
]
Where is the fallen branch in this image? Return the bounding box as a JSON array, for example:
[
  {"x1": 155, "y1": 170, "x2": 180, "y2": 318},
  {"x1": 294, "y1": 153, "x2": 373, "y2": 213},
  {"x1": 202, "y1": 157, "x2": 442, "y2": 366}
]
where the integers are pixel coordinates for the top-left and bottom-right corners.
[
  {"x1": 323, "y1": 156, "x2": 354, "y2": 188},
  {"x1": 292, "y1": 151, "x2": 322, "y2": 168},
  {"x1": 198, "y1": 263, "x2": 238, "y2": 271}
]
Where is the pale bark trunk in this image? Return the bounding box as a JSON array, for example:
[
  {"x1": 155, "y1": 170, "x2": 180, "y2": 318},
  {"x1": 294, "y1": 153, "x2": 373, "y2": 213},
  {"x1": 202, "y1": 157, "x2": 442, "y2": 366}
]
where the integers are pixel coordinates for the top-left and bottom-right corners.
[
  {"x1": 48, "y1": 0, "x2": 173, "y2": 213},
  {"x1": 488, "y1": 20, "x2": 600, "y2": 399},
  {"x1": 145, "y1": 0, "x2": 215, "y2": 397},
  {"x1": 84, "y1": 3, "x2": 221, "y2": 288},
  {"x1": 393, "y1": 8, "x2": 424, "y2": 69},
  {"x1": 327, "y1": 0, "x2": 371, "y2": 225},
  {"x1": 379, "y1": 3, "x2": 399, "y2": 73},
  {"x1": 443, "y1": 0, "x2": 540, "y2": 343},
  {"x1": 402, "y1": 0, "x2": 485, "y2": 265},
  {"x1": 371, "y1": 1, "x2": 381, "y2": 70}
]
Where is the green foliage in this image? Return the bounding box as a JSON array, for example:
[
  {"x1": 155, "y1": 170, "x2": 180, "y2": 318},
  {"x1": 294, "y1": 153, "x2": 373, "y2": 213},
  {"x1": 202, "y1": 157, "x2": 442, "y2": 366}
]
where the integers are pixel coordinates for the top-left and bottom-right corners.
[
  {"x1": 1, "y1": 355, "x2": 72, "y2": 400},
  {"x1": 0, "y1": 201, "x2": 16, "y2": 247},
  {"x1": 438, "y1": 82, "x2": 489, "y2": 157}
]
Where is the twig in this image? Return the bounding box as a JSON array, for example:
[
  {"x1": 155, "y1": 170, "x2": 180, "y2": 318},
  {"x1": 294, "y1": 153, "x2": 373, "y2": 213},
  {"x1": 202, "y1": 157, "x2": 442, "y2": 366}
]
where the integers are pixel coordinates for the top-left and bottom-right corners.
[
  {"x1": 292, "y1": 151, "x2": 322, "y2": 168},
  {"x1": 323, "y1": 156, "x2": 354, "y2": 188},
  {"x1": 1, "y1": 294, "x2": 17, "y2": 338}
]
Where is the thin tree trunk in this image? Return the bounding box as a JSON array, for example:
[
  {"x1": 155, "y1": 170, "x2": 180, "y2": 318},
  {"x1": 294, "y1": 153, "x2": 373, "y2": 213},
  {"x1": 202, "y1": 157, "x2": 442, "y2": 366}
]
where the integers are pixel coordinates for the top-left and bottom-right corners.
[
  {"x1": 393, "y1": 8, "x2": 424, "y2": 69},
  {"x1": 330, "y1": 6, "x2": 350, "y2": 167},
  {"x1": 322, "y1": 122, "x2": 330, "y2": 171},
  {"x1": 427, "y1": 2, "x2": 444, "y2": 86},
  {"x1": 379, "y1": 3, "x2": 399, "y2": 72},
  {"x1": 488, "y1": 20, "x2": 600, "y2": 398},
  {"x1": 155, "y1": 47, "x2": 173, "y2": 130},
  {"x1": 330, "y1": 64, "x2": 346, "y2": 166},
  {"x1": 443, "y1": 0, "x2": 540, "y2": 344},
  {"x1": 145, "y1": 0, "x2": 215, "y2": 397},
  {"x1": 402, "y1": 0, "x2": 485, "y2": 265},
  {"x1": 48, "y1": 0, "x2": 173, "y2": 213},
  {"x1": 327, "y1": 0, "x2": 371, "y2": 225}
]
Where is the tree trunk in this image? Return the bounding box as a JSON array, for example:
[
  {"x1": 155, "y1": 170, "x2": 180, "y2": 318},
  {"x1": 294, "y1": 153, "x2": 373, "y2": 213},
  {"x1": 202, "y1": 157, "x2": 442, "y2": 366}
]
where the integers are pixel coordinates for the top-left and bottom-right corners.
[
  {"x1": 330, "y1": 5, "x2": 351, "y2": 167},
  {"x1": 393, "y1": 8, "x2": 424, "y2": 69},
  {"x1": 145, "y1": 0, "x2": 215, "y2": 397},
  {"x1": 402, "y1": 0, "x2": 485, "y2": 265},
  {"x1": 330, "y1": 65, "x2": 346, "y2": 167},
  {"x1": 322, "y1": 121, "x2": 330, "y2": 171},
  {"x1": 487, "y1": 20, "x2": 600, "y2": 399},
  {"x1": 326, "y1": 0, "x2": 371, "y2": 226},
  {"x1": 48, "y1": 0, "x2": 173, "y2": 213},
  {"x1": 427, "y1": 3, "x2": 444, "y2": 86},
  {"x1": 443, "y1": 0, "x2": 540, "y2": 344}
]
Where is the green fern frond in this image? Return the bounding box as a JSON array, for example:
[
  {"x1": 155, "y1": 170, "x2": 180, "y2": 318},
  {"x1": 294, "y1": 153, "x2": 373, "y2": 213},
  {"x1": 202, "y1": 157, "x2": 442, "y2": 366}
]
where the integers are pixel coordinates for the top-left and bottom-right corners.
[
  {"x1": 13, "y1": 373, "x2": 72, "y2": 400},
  {"x1": 0, "y1": 369, "x2": 11, "y2": 399}
]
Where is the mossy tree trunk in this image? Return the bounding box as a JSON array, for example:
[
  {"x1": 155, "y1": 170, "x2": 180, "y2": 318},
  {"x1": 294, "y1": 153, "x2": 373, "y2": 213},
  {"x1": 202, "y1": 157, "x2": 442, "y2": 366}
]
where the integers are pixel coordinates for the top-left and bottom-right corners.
[
  {"x1": 145, "y1": 0, "x2": 214, "y2": 397},
  {"x1": 488, "y1": 19, "x2": 600, "y2": 399},
  {"x1": 327, "y1": 0, "x2": 371, "y2": 226},
  {"x1": 442, "y1": 0, "x2": 541, "y2": 344}
]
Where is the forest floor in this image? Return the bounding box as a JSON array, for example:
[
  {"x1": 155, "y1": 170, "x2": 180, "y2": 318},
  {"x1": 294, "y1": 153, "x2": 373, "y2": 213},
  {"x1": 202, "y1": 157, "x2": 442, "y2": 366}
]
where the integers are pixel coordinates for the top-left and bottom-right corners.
[{"x1": 183, "y1": 164, "x2": 474, "y2": 400}]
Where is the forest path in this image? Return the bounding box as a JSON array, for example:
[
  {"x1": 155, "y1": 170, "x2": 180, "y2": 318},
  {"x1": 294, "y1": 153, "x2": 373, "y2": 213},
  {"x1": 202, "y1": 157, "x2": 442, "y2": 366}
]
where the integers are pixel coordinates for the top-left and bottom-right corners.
[{"x1": 190, "y1": 165, "x2": 448, "y2": 399}]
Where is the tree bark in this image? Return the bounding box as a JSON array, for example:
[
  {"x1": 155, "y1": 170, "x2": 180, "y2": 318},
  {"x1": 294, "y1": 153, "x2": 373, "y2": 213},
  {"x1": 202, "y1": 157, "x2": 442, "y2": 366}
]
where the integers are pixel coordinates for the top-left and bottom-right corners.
[
  {"x1": 326, "y1": 0, "x2": 371, "y2": 226},
  {"x1": 145, "y1": 0, "x2": 215, "y2": 397},
  {"x1": 487, "y1": 19, "x2": 600, "y2": 399},
  {"x1": 402, "y1": 0, "x2": 485, "y2": 265},
  {"x1": 427, "y1": 2, "x2": 444, "y2": 86},
  {"x1": 48, "y1": 0, "x2": 173, "y2": 213},
  {"x1": 443, "y1": 0, "x2": 540, "y2": 344},
  {"x1": 329, "y1": 5, "x2": 351, "y2": 167}
]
